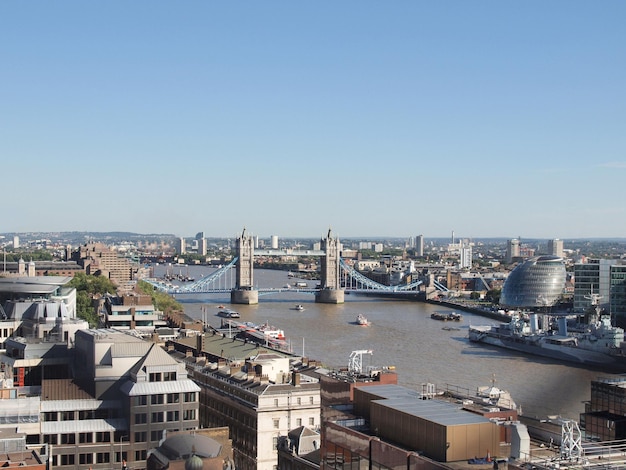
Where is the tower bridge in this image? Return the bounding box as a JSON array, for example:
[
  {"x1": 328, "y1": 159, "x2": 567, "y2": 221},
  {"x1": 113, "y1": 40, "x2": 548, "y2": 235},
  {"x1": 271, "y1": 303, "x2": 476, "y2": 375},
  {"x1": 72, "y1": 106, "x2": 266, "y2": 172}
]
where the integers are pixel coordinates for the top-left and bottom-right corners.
[{"x1": 143, "y1": 228, "x2": 425, "y2": 305}]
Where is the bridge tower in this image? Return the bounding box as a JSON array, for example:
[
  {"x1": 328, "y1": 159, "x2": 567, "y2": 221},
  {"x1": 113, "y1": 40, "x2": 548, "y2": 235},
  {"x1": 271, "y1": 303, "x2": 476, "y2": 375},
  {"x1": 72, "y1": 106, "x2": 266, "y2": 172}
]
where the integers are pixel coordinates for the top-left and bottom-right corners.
[
  {"x1": 231, "y1": 228, "x2": 259, "y2": 305},
  {"x1": 315, "y1": 229, "x2": 345, "y2": 304}
]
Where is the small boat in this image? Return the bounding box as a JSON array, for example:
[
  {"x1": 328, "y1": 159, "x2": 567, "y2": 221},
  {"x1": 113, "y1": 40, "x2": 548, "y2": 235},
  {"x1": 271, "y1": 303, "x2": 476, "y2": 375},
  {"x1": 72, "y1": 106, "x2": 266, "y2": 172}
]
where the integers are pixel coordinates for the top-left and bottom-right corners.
[
  {"x1": 356, "y1": 314, "x2": 370, "y2": 326},
  {"x1": 217, "y1": 309, "x2": 240, "y2": 319},
  {"x1": 293, "y1": 304, "x2": 304, "y2": 311},
  {"x1": 431, "y1": 311, "x2": 463, "y2": 322}
]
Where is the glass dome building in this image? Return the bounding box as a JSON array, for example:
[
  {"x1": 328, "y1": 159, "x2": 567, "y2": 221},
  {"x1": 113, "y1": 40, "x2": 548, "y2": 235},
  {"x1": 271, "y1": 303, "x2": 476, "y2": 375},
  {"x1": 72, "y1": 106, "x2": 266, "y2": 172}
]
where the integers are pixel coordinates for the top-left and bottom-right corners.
[{"x1": 500, "y1": 255, "x2": 566, "y2": 308}]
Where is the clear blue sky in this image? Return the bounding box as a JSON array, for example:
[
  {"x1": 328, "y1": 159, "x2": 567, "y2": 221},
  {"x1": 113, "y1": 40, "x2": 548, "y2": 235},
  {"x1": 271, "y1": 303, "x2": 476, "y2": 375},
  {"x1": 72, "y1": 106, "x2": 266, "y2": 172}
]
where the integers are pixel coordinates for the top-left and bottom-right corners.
[{"x1": 2, "y1": 2, "x2": 625, "y2": 239}]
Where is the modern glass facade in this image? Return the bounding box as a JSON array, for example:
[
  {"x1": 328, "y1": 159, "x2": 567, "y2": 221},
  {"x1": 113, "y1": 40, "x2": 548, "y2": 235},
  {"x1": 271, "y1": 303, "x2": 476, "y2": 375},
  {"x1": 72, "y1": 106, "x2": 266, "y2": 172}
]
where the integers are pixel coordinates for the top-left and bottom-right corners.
[
  {"x1": 500, "y1": 256, "x2": 566, "y2": 308},
  {"x1": 573, "y1": 259, "x2": 616, "y2": 314},
  {"x1": 610, "y1": 264, "x2": 626, "y2": 328}
]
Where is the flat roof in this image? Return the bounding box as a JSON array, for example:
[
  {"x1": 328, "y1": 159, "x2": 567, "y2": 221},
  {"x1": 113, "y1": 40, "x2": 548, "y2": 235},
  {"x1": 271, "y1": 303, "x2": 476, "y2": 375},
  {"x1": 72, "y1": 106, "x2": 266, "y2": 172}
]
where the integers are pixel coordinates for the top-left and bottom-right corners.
[
  {"x1": 358, "y1": 384, "x2": 491, "y2": 426},
  {"x1": 0, "y1": 276, "x2": 72, "y2": 294}
]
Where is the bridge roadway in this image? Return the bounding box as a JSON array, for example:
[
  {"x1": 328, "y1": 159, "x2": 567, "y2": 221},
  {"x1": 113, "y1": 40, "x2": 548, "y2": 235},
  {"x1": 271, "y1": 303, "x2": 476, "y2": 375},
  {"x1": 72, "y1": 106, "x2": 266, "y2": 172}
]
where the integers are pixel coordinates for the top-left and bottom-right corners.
[{"x1": 253, "y1": 249, "x2": 325, "y2": 256}]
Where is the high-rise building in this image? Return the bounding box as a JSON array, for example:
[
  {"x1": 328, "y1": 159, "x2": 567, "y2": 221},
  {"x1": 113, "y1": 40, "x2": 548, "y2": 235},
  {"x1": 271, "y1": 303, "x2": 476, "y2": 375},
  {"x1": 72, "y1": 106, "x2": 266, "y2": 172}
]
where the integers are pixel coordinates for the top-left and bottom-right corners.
[
  {"x1": 459, "y1": 243, "x2": 472, "y2": 269},
  {"x1": 12, "y1": 236, "x2": 19, "y2": 249},
  {"x1": 175, "y1": 237, "x2": 186, "y2": 255},
  {"x1": 505, "y1": 239, "x2": 520, "y2": 264},
  {"x1": 548, "y1": 239, "x2": 564, "y2": 258},
  {"x1": 197, "y1": 238, "x2": 207, "y2": 256},
  {"x1": 416, "y1": 234, "x2": 424, "y2": 257},
  {"x1": 573, "y1": 259, "x2": 617, "y2": 314},
  {"x1": 270, "y1": 235, "x2": 279, "y2": 249},
  {"x1": 610, "y1": 263, "x2": 626, "y2": 327}
]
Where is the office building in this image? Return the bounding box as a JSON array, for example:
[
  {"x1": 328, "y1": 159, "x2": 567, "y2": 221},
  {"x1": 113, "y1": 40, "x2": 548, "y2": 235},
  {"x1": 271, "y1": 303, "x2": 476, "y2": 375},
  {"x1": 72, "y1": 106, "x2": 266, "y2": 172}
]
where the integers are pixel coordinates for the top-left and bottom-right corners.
[
  {"x1": 198, "y1": 237, "x2": 207, "y2": 256},
  {"x1": 547, "y1": 238, "x2": 564, "y2": 258},
  {"x1": 500, "y1": 256, "x2": 566, "y2": 308},
  {"x1": 416, "y1": 234, "x2": 424, "y2": 257},
  {"x1": 175, "y1": 237, "x2": 186, "y2": 255},
  {"x1": 12, "y1": 236, "x2": 19, "y2": 249},
  {"x1": 610, "y1": 263, "x2": 626, "y2": 328},
  {"x1": 170, "y1": 333, "x2": 321, "y2": 470},
  {"x1": 505, "y1": 239, "x2": 520, "y2": 264},
  {"x1": 573, "y1": 259, "x2": 617, "y2": 314},
  {"x1": 581, "y1": 377, "x2": 626, "y2": 441},
  {"x1": 271, "y1": 235, "x2": 279, "y2": 250},
  {"x1": 73, "y1": 243, "x2": 136, "y2": 286}
]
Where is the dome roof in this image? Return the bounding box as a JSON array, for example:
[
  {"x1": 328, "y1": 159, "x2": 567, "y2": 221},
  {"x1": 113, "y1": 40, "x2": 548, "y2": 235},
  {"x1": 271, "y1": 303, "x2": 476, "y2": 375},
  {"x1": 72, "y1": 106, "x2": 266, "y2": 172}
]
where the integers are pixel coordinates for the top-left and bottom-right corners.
[
  {"x1": 500, "y1": 256, "x2": 566, "y2": 308},
  {"x1": 185, "y1": 454, "x2": 204, "y2": 470}
]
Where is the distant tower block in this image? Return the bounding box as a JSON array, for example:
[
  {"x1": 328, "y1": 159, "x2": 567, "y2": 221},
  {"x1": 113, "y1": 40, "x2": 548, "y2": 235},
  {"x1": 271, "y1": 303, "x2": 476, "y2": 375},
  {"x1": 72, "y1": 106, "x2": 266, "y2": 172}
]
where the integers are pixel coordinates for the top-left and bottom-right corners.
[
  {"x1": 270, "y1": 235, "x2": 279, "y2": 249},
  {"x1": 316, "y1": 229, "x2": 344, "y2": 304},
  {"x1": 416, "y1": 234, "x2": 424, "y2": 257},
  {"x1": 232, "y1": 228, "x2": 258, "y2": 305}
]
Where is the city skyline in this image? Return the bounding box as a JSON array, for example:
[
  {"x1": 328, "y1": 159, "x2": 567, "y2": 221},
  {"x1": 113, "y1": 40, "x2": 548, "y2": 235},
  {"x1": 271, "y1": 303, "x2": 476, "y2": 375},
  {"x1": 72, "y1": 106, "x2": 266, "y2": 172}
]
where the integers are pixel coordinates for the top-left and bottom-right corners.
[{"x1": 2, "y1": 2, "x2": 625, "y2": 238}]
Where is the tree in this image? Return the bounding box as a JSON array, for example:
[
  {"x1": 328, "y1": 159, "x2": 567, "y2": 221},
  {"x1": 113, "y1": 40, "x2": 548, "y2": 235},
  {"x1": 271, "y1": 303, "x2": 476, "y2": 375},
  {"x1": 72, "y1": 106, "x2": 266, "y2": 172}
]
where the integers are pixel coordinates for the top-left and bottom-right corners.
[
  {"x1": 137, "y1": 280, "x2": 183, "y2": 316},
  {"x1": 68, "y1": 273, "x2": 118, "y2": 327}
]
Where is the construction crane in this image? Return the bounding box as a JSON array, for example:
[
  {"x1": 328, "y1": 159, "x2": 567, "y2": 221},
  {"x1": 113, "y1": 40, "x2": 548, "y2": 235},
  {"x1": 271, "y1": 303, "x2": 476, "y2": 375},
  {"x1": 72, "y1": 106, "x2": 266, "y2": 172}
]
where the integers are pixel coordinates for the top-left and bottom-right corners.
[{"x1": 348, "y1": 350, "x2": 373, "y2": 376}]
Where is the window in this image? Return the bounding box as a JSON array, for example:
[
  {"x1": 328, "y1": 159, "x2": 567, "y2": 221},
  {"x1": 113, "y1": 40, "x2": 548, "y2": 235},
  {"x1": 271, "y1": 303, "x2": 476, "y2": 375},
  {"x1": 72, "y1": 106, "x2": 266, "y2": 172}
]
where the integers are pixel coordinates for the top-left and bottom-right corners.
[
  {"x1": 133, "y1": 396, "x2": 147, "y2": 406},
  {"x1": 273, "y1": 419, "x2": 280, "y2": 429},
  {"x1": 79, "y1": 410, "x2": 95, "y2": 420},
  {"x1": 134, "y1": 431, "x2": 146, "y2": 442},
  {"x1": 134, "y1": 413, "x2": 147, "y2": 425},
  {"x1": 151, "y1": 394, "x2": 164, "y2": 405},
  {"x1": 43, "y1": 412, "x2": 57, "y2": 422},
  {"x1": 149, "y1": 372, "x2": 162, "y2": 382},
  {"x1": 273, "y1": 437, "x2": 278, "y2": 449},
  {"x1": 274, "y1": 398, "x2": 279, "y2": 406},
  {"x1": 184, "y1": 392, "x2": 196, "y2": 402},
  {"x1": 183, "y1": 409, "x2": 196, "y2": 421},
  {"x1": 61, "y1": 411, "x2": 75, "y2": 421},
  {"x1": 309, "y1": 417, "x2": 315, "y2": 426},
  {"x1": 151, "y1": 412, "x2": 164, "y2": 423},
  {"x1": 79, "y1": 433, "x2": 92, "y2": 444},
  {"x1": 61, "y1": 433, "x2": 76, "y2": 444},
  {"x1": 296, "y1": 418, "x2": 302, "y2": 427},
  {"x1": 96, "y1": 432, "x2": 111, "y2": 443},
  {"x1": 167, "y1": 393, "x2": 179, "y2": 404},
  {"x1": 96, "y1": 452, "x2": 110, "y2": 464},
  {"x1": 297, "y1": 397, "x2": 301, "y2": 405},
  {"x1": 151, "y1": 430, "x2": 161, "y2": 441},
  {"x1": 310, "y1": 397, "x2": 314, "y2": 404},
  {"x1": 79, "y1": 453, "x2": 93, "y2": 465},
  {"x1": 167, "y1": 410, "x2": 179, "y2": 422},
  {"x1": 135, "y1": 450, "x2": 147, "y2": 461},
  {"x1": 164, "y1": 371, "x2": 176, "y2": 381},
  {"x1": 44, "y1": 435, "x2": 58, "y2": 445},
  {"x1": 60, "y1": 455, "x2": 75, "y2": 466}
]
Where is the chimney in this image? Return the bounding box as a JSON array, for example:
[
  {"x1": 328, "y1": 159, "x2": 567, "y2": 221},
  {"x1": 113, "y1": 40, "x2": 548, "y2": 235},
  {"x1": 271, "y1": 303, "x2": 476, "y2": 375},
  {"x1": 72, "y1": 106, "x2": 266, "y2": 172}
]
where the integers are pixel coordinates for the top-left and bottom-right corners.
[
  {"x1": 196, "y1": 334, "x2": 204, "y2": 353},
  {"x1": 292, "y1": 371, "x2": 301, "y2": 386}
]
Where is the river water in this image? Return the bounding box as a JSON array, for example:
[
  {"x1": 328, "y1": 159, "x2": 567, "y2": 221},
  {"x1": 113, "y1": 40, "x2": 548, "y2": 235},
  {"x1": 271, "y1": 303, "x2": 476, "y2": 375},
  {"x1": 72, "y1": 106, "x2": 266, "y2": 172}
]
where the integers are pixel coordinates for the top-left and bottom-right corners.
[{"x1": 153, "y1": 265, "x2": 621, "y2": 421}]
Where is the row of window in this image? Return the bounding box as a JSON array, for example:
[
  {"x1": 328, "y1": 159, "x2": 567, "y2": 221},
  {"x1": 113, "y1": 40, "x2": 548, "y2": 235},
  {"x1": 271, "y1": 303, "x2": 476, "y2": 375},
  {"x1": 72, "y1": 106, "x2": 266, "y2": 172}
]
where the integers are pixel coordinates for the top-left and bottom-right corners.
[
  {"x1": 44, "y1": 409, "x2": 112, "y2": 422},
  {"x1": 134, "y1": 409, "x2": 196, "y2": 424},
  {"x1": 132, "y1": 392, "x2": 196, "y2": 406},
  {"x1": 273, "y1": 396, "x2": 315, "y2": 406},
  {"x1": 45, "y1": 431, "x2": 112, "y2": 445},
  {"x1": 273, "y1": 417, "x2": 315, "y2": 428},
  {"x1": 149, "y1": 372, "x2": 178, "y2": 382}
]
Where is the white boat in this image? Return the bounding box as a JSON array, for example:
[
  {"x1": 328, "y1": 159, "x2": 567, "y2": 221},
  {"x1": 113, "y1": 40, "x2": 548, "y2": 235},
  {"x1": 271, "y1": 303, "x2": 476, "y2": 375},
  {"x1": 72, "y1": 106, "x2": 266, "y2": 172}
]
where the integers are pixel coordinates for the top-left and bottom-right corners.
[
  {"x1": 356, "y1": 314, "x2": 370, "y2": 326},
  {"x1": 293, "y1": 304, "x2": 304, "y2": 311},
  {"x1": 217, "y1": 308, "x2": 240, "y2": 319}
]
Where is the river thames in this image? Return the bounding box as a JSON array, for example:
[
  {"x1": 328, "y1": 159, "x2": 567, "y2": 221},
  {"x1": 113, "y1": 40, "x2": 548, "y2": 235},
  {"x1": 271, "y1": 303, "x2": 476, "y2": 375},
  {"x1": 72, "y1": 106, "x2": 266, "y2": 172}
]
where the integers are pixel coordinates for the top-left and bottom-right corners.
[{"x1": 153, "y1": 265, "x2": 622, "y2": 421}]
